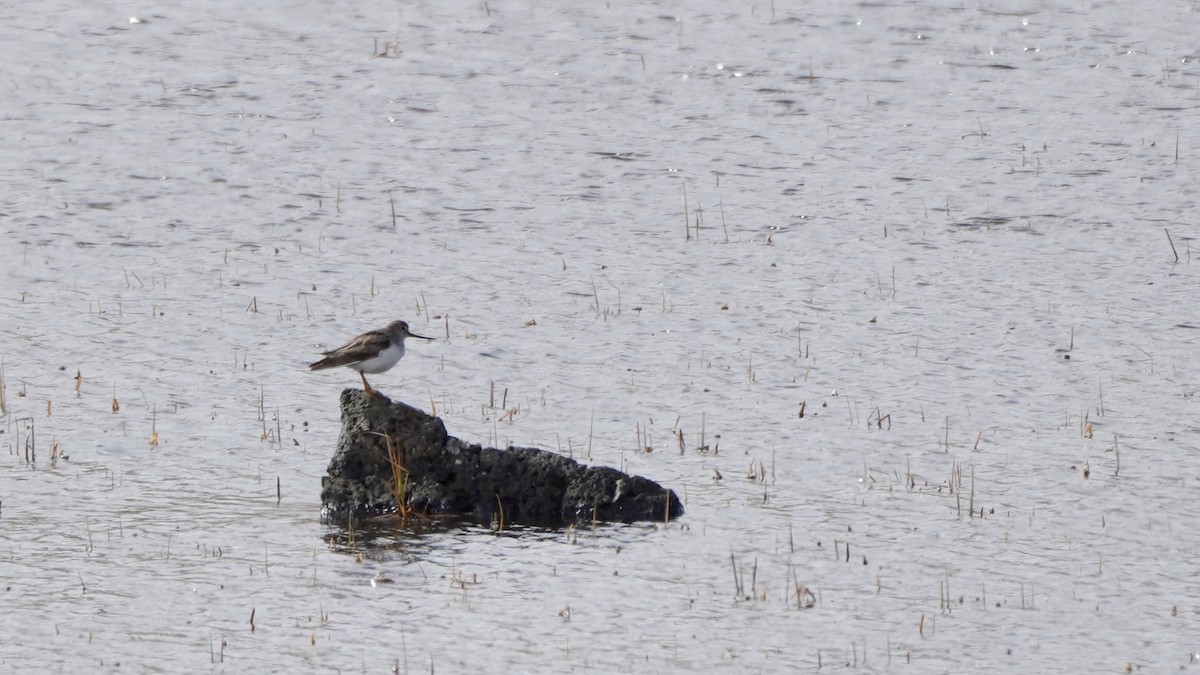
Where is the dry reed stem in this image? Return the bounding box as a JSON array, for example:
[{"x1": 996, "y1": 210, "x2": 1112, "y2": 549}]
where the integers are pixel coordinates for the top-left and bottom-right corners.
[
  {"x1": 969, "y1": 463, "x2": 975, "y2": 517},
  {"x1": 22, "y1": 417, "x2": 35, "y2": 462},
  {"x1": 682, "y1": 184, "x2": 690, "y2": 241},
  {"x1": 1166, "y1": 228, "x2": 1179, "y2": 263},
  {"x1": 149, "y1": 405, "x2": 159, "y2": 446},
  {"x1": 370, "y1": 431, "x2": 427, "y2": 525},
  {"x1": 1113, "y1": 433, "x2": 1120, "y2": 476},
  {"x1": 493, "y1": 494, "x2": 506, "y2": 531}
]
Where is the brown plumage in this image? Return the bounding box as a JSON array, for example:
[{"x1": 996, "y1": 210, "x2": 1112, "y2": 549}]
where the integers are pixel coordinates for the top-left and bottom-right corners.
[{"x1": 309, "y1": 320, "x2": 433, "y2": 395}]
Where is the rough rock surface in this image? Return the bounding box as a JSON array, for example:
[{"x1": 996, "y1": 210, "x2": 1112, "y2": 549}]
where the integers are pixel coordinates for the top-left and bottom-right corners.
[{"x1": 320, "y1": 389, "x2": 683, "y2": 527}]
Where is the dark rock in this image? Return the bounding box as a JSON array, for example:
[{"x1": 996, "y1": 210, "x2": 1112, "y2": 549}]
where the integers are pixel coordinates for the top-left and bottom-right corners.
[{"x1": 320, "y1": 389, "x2": 683, "y2": 528}]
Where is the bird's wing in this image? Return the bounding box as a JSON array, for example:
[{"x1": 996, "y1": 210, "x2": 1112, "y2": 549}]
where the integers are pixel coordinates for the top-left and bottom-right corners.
[
  {"x1": 325, "y1": 329, "x2": 389, "y2": 356},
  {"x1": 309, "y1": 329, "x2": 389, "y2": 369}
]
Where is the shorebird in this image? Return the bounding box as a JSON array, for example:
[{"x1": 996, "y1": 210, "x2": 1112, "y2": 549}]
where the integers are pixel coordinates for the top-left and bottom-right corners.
[{"x1": 309, "y1": 320, "x2": 433, "y2": 396}]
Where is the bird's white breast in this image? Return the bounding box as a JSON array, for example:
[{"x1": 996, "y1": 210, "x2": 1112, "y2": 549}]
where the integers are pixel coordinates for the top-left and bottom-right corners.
[{"x1": 352, "y1": 341, "x2": 405, "y2": 374}]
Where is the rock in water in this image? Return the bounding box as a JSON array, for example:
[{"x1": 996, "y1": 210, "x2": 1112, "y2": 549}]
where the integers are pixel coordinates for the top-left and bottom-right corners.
[{"x1": 320, "y1": 389, "x2": 683, "y2": 527}]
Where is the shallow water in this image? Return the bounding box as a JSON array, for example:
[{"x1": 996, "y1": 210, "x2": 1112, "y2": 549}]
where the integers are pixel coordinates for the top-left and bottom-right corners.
[{"x1": 2, "y1": 0, "x2": 1199, "y2": 671}]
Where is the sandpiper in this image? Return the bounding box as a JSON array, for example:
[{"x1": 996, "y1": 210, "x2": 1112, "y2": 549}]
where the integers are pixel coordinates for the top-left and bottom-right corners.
[{"x1": 309, "y1": 320, "x2": 433, "y2": 396}]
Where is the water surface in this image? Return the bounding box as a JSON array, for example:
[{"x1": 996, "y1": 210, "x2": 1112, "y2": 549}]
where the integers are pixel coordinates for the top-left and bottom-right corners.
[{"x1": 2, "y1": 0, "x2": 1199, "y2": 671}]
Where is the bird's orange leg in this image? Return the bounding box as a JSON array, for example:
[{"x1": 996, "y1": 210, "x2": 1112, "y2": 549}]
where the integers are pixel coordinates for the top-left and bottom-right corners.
[{"x1": 360, "y1": 372, "x2": 377, "y2": 396}]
